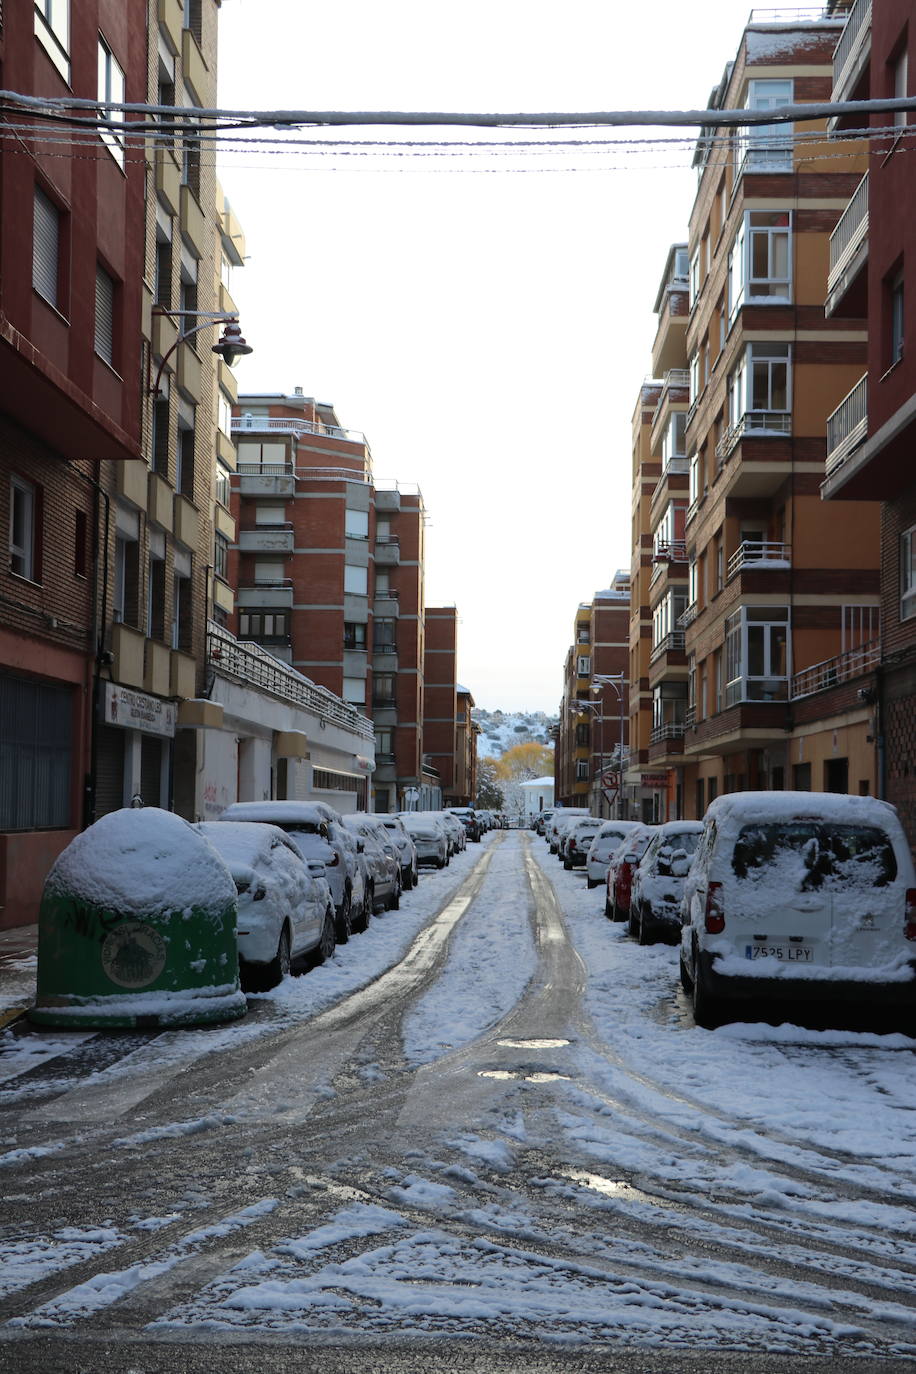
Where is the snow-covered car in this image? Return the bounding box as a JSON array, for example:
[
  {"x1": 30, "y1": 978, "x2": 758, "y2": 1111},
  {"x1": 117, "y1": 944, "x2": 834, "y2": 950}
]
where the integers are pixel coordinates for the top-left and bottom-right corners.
[
  {"x1": 400, "y1": 811, "x2": 448, "y2": 867},
  {"x1": 680, "y1": 792, "x2": 916, "y2": 1029},
  {"x1": 217, "y1": 801, "x2": 359, "y2": 943},
  {"x1": 439, "y1": 812, "x2": 467, "y2": 855},
  {"x1": 342, "y1": 814, "x2": 401, "y2": 912},
  {"x1": 378, "y1": 815, "x2": 419, "y2": 888},
  {"x1": 585, "y1": 820, "x2": 643, "y2": 889},
  {"x1": 548, "y1": 809, "x2": 590, "y2": 853},
  {"x1": 605, "y1": 824, "x2": 658, "y2": 921},
  {"x1": 562, "y1": 817, "x2": 603, "y2": 869},
  {"x1": 536, "y1": 808, "x2": 556, "y2": 837},
  {"x1": 197, "y1": 821, "x2": 335, "y2": 990},
  {"x1": 628, "y1": 820, "x2": 704, "y2": 945},
  {"x1": 448, "y1": 807, "x2": 481, "y2": 842}
]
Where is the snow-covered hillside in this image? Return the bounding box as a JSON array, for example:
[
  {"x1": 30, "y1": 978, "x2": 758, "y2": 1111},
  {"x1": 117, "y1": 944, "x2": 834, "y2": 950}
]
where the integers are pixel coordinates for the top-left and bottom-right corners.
[{"x1": 473, "y1": 708, "x2": 556, "y2": 760}]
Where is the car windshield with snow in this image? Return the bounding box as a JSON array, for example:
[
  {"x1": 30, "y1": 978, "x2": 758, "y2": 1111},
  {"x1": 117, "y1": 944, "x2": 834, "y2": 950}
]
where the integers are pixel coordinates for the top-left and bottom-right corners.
[{"x1": 628, "y1": 821, "x2": 703, "y2": 945}]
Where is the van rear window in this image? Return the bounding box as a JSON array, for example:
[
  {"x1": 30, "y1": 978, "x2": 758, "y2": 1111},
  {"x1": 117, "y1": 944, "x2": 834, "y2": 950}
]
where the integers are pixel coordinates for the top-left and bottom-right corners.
[{"x1": 731, "y1": 822, "x2": 897, "y2": 889}]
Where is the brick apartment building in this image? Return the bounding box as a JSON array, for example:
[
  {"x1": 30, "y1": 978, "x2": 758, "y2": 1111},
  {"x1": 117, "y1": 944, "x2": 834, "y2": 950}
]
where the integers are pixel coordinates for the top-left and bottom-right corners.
[
  {"x1": 230, "y1": 392, "x2": 474, "y2": 812},
  {"x1": 0, "y1": 0, "x2": 147, "y2": 928},
  {"x1": 555, "y1": 574, "x2": 630, "y2": 814},
  {"x1": 635, "y1": 8, "x2": 884, "y2": 821},
  {"x1": 821, "y1": 0, "x2": 916, "y2": 852}
]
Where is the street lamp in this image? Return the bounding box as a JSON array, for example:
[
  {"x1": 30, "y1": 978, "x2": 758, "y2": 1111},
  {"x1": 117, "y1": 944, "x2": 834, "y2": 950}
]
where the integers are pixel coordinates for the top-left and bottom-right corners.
[
  {"x1": 591, "y1": 673, "x2": 628, "y2": 819},
  {"x1": 149, "y1": 309, "x2": 253, "y2": 397},
  {"x1": 567, "y1": 698, "x2": 606, "y2": 817}
]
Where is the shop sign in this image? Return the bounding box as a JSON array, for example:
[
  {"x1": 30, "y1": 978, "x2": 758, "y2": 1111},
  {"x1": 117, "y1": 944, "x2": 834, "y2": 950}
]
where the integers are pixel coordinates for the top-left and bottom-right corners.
[
  {"x1": 641, "y1": 772, "x2": 669, "y2": 789},
  {"x1": 101, "y1": 682, "x2": 176, "y2": 737}
]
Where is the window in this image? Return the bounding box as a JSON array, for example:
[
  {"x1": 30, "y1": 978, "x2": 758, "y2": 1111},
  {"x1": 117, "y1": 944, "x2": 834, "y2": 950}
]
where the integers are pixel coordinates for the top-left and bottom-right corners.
[
  {"x1": 114, "y1": 527, "x2": 139, "y2": 625},
  {"x1": 172, "y1": 570, "x2": 191, "y2": 650},
  {"x1": 343, "y1": 676, "x2": 366, "y2": 706},
  {"x1": 375, "y1": 727, "x2": 393, "y2": 757},
  {"x1": 33, "y1": 187, "x2": 60, "y2": 309},
  {"x1": 737, "y1": 79, "x2": 793, "y2": 174},
  {"x1": 662, "y1": 412, "x2": 686, "y2": 466},
  {"x1": 184, "y1": 0, "x2": 202, "y2": 43},
  {"x1": 10, "y1": 477, "x2": 39, "y2": 582},
  {"x1": 344, "y1": 564, "x2": 368, "y2": 596},
  {"x1": 218, "y1": 391, "x2": 232, "y2": 437},
  {"x1": 214, "y1": 532, "x2": 229, "y2": 582},
  {"x1": 688, "y1": 451, "x2": 700, "y2": 506},
  {"x1": 575, "y1": 760, "x2": 589, "y2": 783},
  {"x1": 652, "y1": 590, "x2": 687, "y2": 649},
  {"x1": 151, "y1": 399, "x2": 170, "y2": 476},
  {"x1": 214, "y1": 462, "x2": 231, "y2": 509},
  {"x1": 97, "y1": 37, "x2": 126, "y2": 166},
  {"x1": 345, "y1": 508, "x2": 369, "y2": 540},
  {"x1": 94, "y1": 265, "x2": 115, "y2": 366},
  {"x1": 374, "y1": 618, "x2": 397, "y2": 652},
  {"x1": 344, "y1": 621, "x2": 367, "y2": 651},
  {"x1": 727, "y1": 343, "x2": 790, "y2": 431},
  {"x1": 577, "y1": 624, "x2": 591, "y2": 643},
  {"x1": 373, "y1": 673, "x2": 396, "y2": 704},
  {"x1": 724, "y1": 605, "x2": 790, "y2": 705},
  {"x1": 0, "y1": 672, "x2": 73, "y2": 830},
  {"x1": 577, "y1": 655, "x2": 590, "y2": 677},
  {"x1": 176, "y1": 420, "x2": 195, "y2": 499},
  {"x1": 74, "y1": 509, "x2": 87, "y2": 578},
  {"x1": 239, "y1": 610, "x2": 288, "y2": 641},
  {"x1": 890, "y1": 270, "x2": 905, "y2": 366},
  {"x1": 902, "y1": 525, "x2": 916, "y2": 620},
  {"x1": 35, "y1": 0, "x2": 70, "y2": 80},
  {"x1": 689, "y1": 248, "x2": 700, "y2": 308},
  {"x1": 575, "y1": 723, "x2": 590, "y2": 747},
  {"x1": 894, "y1": 47, "x2": 908, "y2": 129},
  {"x1": 254, "y1": 503, "x2": 286, "y2": 526},
  {"x1": 689, "y1": 352, "x2": 700, "y2": 404},
  {"x1": 147, "y1": 547, "x2": 165, "y2": 640},
  {"x1": 154, "y1": 236, "x2": 172, "y2": 309},
  {"x1": 253, "y1": 559, "x2": 284, "y2": 585}
]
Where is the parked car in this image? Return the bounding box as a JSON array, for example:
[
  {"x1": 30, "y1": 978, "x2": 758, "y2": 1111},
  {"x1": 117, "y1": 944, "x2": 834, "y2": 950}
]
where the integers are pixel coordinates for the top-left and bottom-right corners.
[
  {"x1": 217, "y1": 801, "x2": 361, "y2": 943},
  {"x1": 439, "y1": 812, "x2": 467, "y2": 855},
  {"x1": 342, "y1": 813, "x2": 401, "y2": 912},
  {"x1": 679, "y1": 792, "x2": 916, "y2": 1029},
  {"x1": 400, "y1": 811, "x2": 449, "y2": 867},
  {"x1": 197, "y1": 821, "x2": 336, "y2": 990},
  {"x1": 628, "y1": 820, "x2": 704, "y2": 945},
  {"x1": 548, "y1": 809, "x2": 590, "y2": 853},
  {"x1": 585, "y1": 820, "x2": 643, "y2": 889},
  {"x1": 378, "y1": 815, "x2": 419, "y2": 888},
  {"x1": 563, "y1": 817, "x2": 603, "y2": 869},
  {"x1": 605, "y1": 824, "x2": 658, "y2": 922},
  {"x1": 535, "y1": 809, "x2": 556, "y2": 836},
  {"x1": 448, "y1": 807, "x2": 481, "y2": 842},
  {"x1": 552, "y1": 810, "x2": 593, "y2": 858}
]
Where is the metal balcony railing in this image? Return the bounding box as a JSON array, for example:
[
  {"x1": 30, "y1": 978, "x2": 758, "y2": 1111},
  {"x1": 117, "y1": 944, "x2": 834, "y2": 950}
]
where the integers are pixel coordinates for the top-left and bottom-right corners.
[
  {"x1": 825, "y1": 374, "x2": 868, "y2": 477},
  {"x1": 727, "y1": 541, "x2": 791, "y2": 580},
  {"x1": 237, "y1": 462, "x2": 294, "y2": 477},
  {"x1": 233, "y1": 415, "x2": 369, "y2": 447},
  {"x1": 653, "y1": 540, "x2": 688, "y2": 563},
  {"x1": 685, "y1": 705, "x2": 696, "y2": 730},
  {"x1": 678, "y1": 601, "x2": 699, "y2": 629},
  {"x1": 716, "y1": 411, "x2": 791, "y2": 465},
  {"x1": 832, "y1": 0, "x2": 871, "y2": 100},
  {"x1": 650, "y1": 721, "x2": 687, "y2": 744},
  {"x1": 790, "y1": 638, "x2": 880, "y2": 700},
  {"x1": 206, "y1": 621, "x2": 374, "y2": 740},
  {"x1": 649, "y1": 631, "x2": 686, "y2": 663},
  {"x1": 828, "y1": 172, "x2": 868, "y2": 286}
]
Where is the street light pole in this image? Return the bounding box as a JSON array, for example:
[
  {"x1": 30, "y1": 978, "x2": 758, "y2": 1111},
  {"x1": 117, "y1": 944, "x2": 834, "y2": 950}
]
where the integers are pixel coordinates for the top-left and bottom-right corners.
[{"x1": 591, "y1": 673, "x2": 628, "y2": 819}]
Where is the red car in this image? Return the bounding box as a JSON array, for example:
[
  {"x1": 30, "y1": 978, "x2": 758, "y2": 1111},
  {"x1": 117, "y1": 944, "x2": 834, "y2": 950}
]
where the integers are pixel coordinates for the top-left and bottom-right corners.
[{"x1": 605, "y1": 825, "x2": 657, "y2": 922}]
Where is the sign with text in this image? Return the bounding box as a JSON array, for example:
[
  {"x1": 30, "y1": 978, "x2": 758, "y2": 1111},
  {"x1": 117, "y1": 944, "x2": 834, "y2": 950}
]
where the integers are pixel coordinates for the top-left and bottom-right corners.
[
  {"x1": 641, "y1": 773, "x2": 669, "y2": 789},
  {"x1": 101, "y1": 682, "x2": 176, "y2": 737}
]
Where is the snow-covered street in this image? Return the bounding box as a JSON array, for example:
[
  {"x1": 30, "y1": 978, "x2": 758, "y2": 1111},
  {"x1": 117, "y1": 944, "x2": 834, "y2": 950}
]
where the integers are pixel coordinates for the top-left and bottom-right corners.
[{"x1": 2, "y1": 829, "x2": 916, "y2": 1372}]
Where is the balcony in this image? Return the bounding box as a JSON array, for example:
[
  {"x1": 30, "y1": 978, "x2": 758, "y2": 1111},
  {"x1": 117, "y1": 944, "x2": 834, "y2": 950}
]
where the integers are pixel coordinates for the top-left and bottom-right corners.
[
  {"x1": 375, "y1": 535, "x2": 400, "y2": 566},
  {"x1": 652, "y1": 539, "x2": 687, "y2": 564},
  {"x1": 237, "y1": 463, "x2": 296, "y2": 497},
  {"x1": 236, "y1": 579, "x2": 294, "y2": 609},
  {"x1": 374, "y1": 487, "x2": 401, "y2": 511},
  {"x1": 825, "y1": 374, "x2": 868, "y2": 480},
  {"x1": 715, "y1": 412, "x2": 793, "y2": 499},
  {"x1": 716, "y1": 411, "x2": 791, "y2": 467},
  {"x1": 790, "y1": 638, "x2": 880, "y2": 700},
  {"x1": 829, "y1": 0, "x2": 871, "y2": 124},
  {"x1": 649, "y1": 630, "x2": 686, "y2": 667},
  {"x1": 232, "y1": 414, "x2": 369, "y2": 447},
  {"x1": 238, "y1": 525, "x2": 295, "y2": 553},
  {"x1": 727, "y1": 541, "x2": 791, "y2": 581},
  {"x1": 725, "y1": 676, "x2": 788, "y2": 707},
  {"x1": 826, "y1": 173, "x2": 868, "y2": 319},
  {"x1": 678, "y1": 601, "x2": 699, "y2": 629},
  {"x1": 648, "y1": 722, "x2": 686, "y2": 763},
  {"x1": 649, "y1": 721, "x2": 686, "y2": 745}
]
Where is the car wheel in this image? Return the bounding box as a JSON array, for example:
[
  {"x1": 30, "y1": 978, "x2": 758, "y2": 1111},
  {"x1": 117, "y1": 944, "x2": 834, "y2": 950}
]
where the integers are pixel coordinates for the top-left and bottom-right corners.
[
  {"x1": 612, "y1": 899, "x2": 627, "y2": 924},
  {"x1": 604, "y1": 895, "x2": 614, "y2": 918},
  {"x1": 679, "y1": 953, "x2": 693, "y2": 992},
  {"x1": 313, "y1": 906, "x2": 336, "y2": 966},
  {"x1": 388, "y1": 876, "x2": 401, "y2": 911},
  {"x1": 264, "y1": 924, "x2": 292, "y2": 989},
  {"x1": 403, "y1": 867, "x2": 414, "y2": 891},
  {"x1": 353, "y1": 890, "x2": 371, "y2": 933},
  {"x1": 587, "y1": 877, "x2": 598, "y2": 889},
  {"x1": 691, "y1": 955, "x2": 724, "y2": 1029},
  {"x1": 563, "y1": 857, "x2": 572, "y2": 871},
  {"x1": 638, "y1": 906, "x2": 655, "y2": 946},
  {"x1": 411, "y1": 864, "x2": 418, "y2": 887},
  {"x1": 436, "y1": 857, "x2": 446, "y2": 869},
  {"x1": 335, "y1": 888, "x2": 352, "y2": 945}
]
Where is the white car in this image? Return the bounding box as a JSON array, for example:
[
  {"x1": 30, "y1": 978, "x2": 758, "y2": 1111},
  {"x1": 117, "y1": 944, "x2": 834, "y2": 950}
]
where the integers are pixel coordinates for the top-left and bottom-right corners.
[
  {"x1": 439, "y1": 812, "x2": 467, "y2": 855},
  {"x1": 217, "y1": 801, "x2": 363, "y2": 943},
  {"x1": 628, "y1": 820, "x2": 703, "y2": 945},
  {"x1": 342, "y1": 813, "x2": 401, "y2": 911},
  {"x1": 197, "y1": 821, "x2": 335, "y2": 990},
  {"x1": 378, "y1": 815, "x2": 419, "y2": 888},
  {"x1": 585, "y1": 820, "x2": 643, "y2": 889},
  {"x1": 400, "y1": 811, "x2": 448, "y2": 867},
  {"x1": 680, "y1": 791, "x2": 916, "y2": 1029},
  {"x1": 548, "y1": 809, "x2": 590, "y2": 853},
  {"x1": 562, "y1": 817, "x2": 603, "y2": 869}
]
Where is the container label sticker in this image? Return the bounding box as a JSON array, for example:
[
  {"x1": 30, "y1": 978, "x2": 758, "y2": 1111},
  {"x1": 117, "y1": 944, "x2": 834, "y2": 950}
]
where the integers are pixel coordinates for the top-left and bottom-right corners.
[{"x1": 101, "y1": 922, "x2": 168, "y2": 988}]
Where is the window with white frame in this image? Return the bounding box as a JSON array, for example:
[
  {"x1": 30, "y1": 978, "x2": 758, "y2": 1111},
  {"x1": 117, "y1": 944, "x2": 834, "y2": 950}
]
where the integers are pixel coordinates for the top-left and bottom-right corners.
[
  {"x1": 688, "y1": 558, "x2": 699, "y2": 607},
  {"x1": 674, "y1": 247, "x2": 689, "y2": 280},
  {"x1": 890, "y1": 271, "x2": 904, "y2": 366},
  {"x1": 344, "y1": 563, "x2": 368, "y2": 596},
  {"x1": 35, "y1": 0, "x2": 70, "y2": 80},
  {"x1": 661, "y1": 411, "x2": 686, "y2": 467},
  {"x1": 253, "y1": 559, "x2": 283, "y2": 585},
  {"x1": 343, "y1": 676, "x2": 367, "y2": 705},
  {"x1": 217, "y1": 390, "x2": 232, "y2": 437},
  {"x1": 33, "y1": 187, "x2": 60, "y2": 309},
  {"x1": 375, "y1": 727, "x2": 394, "y2": 757},
  {"x1": 689, "y1": 351, "x2": 700, "y2": 405},
  {"x1": 9, "y1": 477, "x2": 37, "y2": 581},
  {"x1": 729, "y1": 211, "x2": 792, "y2": 320},
  {"x1": 94, "y1": 264, "x2": 115, "y2": 366},
  {"x1": 652, "y1": 591, "x2": 687, "y2": 649},
  {"x1": 653, "y1": 500, "x2": 685, "y2": 558},
  {"x1": 214, "y1": 462, "x2": 231, "y2": 509},
  {"x1": 902, "y1": 525, "x2": 916, "y2": 620},
  {"x1": 894, "y1": 47, "x2": 908, "y2": 129},
  {"x1": 727, "y1": 343, "x2": 790, "y2": 431},
  {"x1": 724, "y1": 605, "x2": 790, "y2": 705},
  {"x1": 254, "y1": 503, "x2": 285, "y2": 526},
  {"x1": 577, "y1": 655, "x2": 590, "y2": 677},
  {"x1": 689, "y1": 247, "x2": 701, "y2": 308},
  {"x1": 575, "y1": 760, "x2": 589, "y2": 782},
  {"x1": 737, "y1": 79, "x2": 793, "y2": 174},
  {"x1": 688, "y1": 450, "x2": 700, "y2": 505},
  {"x1": 97, "y1": 37, "x2": 126, "y2": 167},
  {"x1": 345, "y1": 508, "x2": 369, "y2": 540}
]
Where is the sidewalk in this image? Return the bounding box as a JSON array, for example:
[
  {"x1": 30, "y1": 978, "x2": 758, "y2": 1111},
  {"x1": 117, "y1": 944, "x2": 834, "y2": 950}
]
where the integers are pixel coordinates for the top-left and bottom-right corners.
[{"x1": 0, "y1": 923, "x2": 38, "y2": 1028}]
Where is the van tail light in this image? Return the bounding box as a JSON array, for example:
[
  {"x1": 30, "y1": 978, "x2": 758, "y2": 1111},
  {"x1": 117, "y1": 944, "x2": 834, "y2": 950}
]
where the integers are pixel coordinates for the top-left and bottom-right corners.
[
  {"x1": 905, "y1": 889, "x2": 916, "y2": 941},
  {"x1": 704, "y1": 881, "x2": 725, "y2": 934}
]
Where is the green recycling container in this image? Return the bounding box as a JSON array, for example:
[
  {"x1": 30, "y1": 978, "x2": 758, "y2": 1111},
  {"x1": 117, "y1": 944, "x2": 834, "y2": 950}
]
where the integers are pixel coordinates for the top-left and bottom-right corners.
[{"x1": 30, "y1": 808, "x2": 247, "y2": 1029}]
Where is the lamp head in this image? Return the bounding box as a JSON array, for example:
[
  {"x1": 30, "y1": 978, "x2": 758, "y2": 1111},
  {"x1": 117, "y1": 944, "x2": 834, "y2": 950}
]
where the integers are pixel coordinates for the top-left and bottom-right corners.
[{"x1": 212, "y1": 321, "x2": 253, "y2": 366}]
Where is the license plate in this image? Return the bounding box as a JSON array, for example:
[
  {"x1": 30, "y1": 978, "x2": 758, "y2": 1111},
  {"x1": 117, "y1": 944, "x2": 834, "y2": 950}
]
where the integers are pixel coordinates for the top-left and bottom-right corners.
[{"x1": 746, "y1": 944, "x2": 813, "y2": 962}]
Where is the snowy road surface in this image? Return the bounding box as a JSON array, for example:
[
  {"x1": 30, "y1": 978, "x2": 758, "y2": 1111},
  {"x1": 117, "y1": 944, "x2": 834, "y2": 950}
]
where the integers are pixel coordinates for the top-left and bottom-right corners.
[{"x1": 1, "y1": 830, "x2": 916, "y2": 1372}]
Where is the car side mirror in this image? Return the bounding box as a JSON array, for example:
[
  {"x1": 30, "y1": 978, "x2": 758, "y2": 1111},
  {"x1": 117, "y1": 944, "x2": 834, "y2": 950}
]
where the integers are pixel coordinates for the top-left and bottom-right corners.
[
  {"x1": 672, "y1": 856, "x2": 690, "y2": 878},
  {"x1": 623, "y1": 853, "x2": 638, "y2": 865}
]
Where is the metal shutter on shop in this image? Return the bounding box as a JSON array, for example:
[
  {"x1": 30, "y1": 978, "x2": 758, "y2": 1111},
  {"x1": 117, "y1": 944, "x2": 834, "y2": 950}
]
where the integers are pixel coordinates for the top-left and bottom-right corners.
[
  {"x1": 0, "y1": 673, "x2": 72, "y2": 830},
  {"x1": 93, "y1": 725, "x2": 126, "y2": 818},
  {"x1": 33, "y1": 188, "x2": 59, "y2": 307},
  {"x1": 140, "y1": 734, "x2": 163, "y2": 807}
]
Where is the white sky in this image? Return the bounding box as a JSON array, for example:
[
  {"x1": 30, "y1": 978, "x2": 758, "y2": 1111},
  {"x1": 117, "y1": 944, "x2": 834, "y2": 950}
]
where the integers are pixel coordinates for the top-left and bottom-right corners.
[{"x1": 216, "y1": 0, "x2": 755, "y2": 713}]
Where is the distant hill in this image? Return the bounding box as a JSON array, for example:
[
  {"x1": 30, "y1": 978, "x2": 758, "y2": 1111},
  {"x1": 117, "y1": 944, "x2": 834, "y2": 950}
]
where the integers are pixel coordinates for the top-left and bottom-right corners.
[{"x1": 472, "y1": 708, "x2": 557, "y2": 760}]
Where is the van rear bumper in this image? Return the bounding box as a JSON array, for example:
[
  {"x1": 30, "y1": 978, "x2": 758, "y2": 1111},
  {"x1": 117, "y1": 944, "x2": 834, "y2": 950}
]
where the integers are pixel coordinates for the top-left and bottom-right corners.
[{"x1": 699, "y1": 952, "x2": 916, "y2": 1009}]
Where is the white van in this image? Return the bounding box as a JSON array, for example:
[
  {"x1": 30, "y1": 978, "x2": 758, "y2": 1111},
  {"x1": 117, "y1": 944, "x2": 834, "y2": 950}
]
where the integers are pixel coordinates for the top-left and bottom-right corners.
[{"x1": 679, "y1": 791, "x2": 916, "y2": 1028}]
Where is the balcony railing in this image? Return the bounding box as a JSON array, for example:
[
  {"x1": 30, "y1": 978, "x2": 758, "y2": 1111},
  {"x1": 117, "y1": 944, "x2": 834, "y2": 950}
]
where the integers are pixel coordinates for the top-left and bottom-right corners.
[
  {"x1": 237, "y1": 462, "x2": 293, "y2": 477},
  {"x1": 716, "y1": 411, "x2": 791, "y2": 465},
  {"x1": 790, "y1": 638, "x2": 880, "y2": 700},
  {"x1": 678, "y1": 601, "x2": 699, "y2": 629},
  {"x1": 650, "y1": 721, "x2": 687, "y2": 744},
  {"x1": 828, "y1": 172, "x2": 868, "y2": 288},
  {"x1": 825, "y1": 374, "x2": 868, "y2": 477},
  {"x1": 649, "y1": 630, "x2": 686, "y2": 664},
  {"x1": 832, "y1": 0, "x2": 871, "y2": 102},
  {"x1": 233, "y1": 415, "x2": 369, "y2": 447},
  {"x1": 653, "y1": 539, "x2": 687, "y2": 563},
  {"x1": 727, "y1": 541, "x2": 791, "y2": 580},
  {"x1": 685, "y1": 705, "x2": 696, "y2": 730},
  {"x1": 206, "y1": 621, "x2": 374, "y2": 740}
]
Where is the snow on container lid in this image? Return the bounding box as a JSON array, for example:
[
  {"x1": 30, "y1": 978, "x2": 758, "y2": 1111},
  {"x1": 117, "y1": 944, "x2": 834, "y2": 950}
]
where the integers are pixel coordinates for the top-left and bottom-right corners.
[{"x1": 46, "y1": 807, "x2": 237, "y2": 919}]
